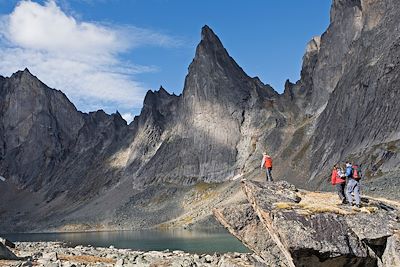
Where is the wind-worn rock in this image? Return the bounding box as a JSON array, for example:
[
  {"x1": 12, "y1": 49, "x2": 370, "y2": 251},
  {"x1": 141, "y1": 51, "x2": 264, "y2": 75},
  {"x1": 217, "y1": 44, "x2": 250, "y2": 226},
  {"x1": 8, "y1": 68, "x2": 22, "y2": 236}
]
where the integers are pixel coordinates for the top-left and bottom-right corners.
[{"x1": 214, "y1": 180, "x2": 400, "y2": 267}]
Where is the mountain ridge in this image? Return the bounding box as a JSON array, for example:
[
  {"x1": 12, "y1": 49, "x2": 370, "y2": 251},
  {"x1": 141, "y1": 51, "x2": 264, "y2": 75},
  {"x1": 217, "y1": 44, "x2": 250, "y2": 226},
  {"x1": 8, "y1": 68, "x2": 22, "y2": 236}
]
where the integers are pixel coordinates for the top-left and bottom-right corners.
[{"x1": 0, "y1": 0, "x2": 399, "y2": 232}]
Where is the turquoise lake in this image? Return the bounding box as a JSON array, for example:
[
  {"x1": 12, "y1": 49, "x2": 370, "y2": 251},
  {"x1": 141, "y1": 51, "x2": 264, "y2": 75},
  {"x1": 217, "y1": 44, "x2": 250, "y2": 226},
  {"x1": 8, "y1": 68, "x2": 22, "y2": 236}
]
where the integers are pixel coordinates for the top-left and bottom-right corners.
[{"x1": 2, "y1": 229, "x2": 250, "y2": 254}]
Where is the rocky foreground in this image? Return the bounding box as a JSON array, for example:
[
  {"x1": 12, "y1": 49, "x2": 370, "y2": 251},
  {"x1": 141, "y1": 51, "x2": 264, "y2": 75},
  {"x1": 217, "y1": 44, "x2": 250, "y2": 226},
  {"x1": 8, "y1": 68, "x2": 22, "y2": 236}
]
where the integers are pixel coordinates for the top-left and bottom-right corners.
[
  {"x1": 1, "y1": 181, "x2": 400, "y2": 267},
  {"x1": 214, "y1": 181, "x2": 400, "y2": 267},
  {"x1": 0, "y1": 241, "x2": 265, "y2": 267}
]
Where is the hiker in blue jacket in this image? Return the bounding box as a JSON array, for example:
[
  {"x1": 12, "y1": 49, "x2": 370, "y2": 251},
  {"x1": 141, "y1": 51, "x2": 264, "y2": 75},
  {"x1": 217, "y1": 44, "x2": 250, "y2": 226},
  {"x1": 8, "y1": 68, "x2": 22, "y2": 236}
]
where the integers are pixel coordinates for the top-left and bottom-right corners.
[{"x1": 345, "y1": 162, "x2": 361, "y2": 208}]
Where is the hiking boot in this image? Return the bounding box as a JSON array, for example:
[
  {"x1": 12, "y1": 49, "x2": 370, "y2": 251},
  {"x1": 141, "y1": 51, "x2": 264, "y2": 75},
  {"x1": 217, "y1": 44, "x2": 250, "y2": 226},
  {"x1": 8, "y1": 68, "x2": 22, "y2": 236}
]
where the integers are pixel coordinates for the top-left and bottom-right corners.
[{"x1": 341, "y1": 199, "x2": 348, "y2": 204}]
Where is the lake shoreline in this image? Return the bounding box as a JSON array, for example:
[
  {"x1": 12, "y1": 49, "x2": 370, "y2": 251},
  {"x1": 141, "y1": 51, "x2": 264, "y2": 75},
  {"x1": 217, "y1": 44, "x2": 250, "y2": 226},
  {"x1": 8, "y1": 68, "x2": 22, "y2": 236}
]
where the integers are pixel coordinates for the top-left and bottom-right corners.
[
  {"x1": 5, "y1": 241, "x2": 263, "y2": 266},
  {"x1": 2, "y1": 228, "x2": 250, "y2": 255}
]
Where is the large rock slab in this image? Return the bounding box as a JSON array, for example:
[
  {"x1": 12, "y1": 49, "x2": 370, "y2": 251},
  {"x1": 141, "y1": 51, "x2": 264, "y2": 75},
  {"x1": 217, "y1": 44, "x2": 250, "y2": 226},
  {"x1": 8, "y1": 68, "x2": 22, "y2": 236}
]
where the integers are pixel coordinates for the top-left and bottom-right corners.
[
  {"x1": 242, "y1": 181, "x2": 378, "y2": 266},
  {"x1": 215, "y1": 180, "x2": 400, "y2": 267},
  {"x1": 214, "y1": 203, "x2": 289, "y2": 266}
]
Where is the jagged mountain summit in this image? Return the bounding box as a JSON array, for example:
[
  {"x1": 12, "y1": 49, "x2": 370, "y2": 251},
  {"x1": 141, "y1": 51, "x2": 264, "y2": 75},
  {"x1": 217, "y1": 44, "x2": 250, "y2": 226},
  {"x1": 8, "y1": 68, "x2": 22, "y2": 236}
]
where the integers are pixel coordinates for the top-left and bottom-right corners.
[{"x1": 0, "y1": 0, "x2": 400, "y2": 232}]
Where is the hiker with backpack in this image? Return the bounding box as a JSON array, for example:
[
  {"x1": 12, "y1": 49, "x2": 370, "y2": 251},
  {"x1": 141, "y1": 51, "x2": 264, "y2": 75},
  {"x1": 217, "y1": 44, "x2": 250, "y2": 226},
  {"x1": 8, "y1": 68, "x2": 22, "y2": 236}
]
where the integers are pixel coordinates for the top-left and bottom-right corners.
[
  {"x1": 331, "y1": 164, "x2": 347, "y2": 204},
  {"x1": 345, "y1": 162, "x2": 362, "y2": 208},
  {"x1": 261, "y1": 152, "x2": 273, "y2": 182}
]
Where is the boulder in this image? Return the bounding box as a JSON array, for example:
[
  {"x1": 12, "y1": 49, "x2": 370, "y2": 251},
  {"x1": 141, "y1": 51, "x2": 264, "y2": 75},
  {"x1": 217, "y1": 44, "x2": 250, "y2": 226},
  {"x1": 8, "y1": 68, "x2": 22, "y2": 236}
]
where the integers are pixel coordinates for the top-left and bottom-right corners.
[
  {"x1": 42, "y1": 251, "x2": 57, "y2": 261},
  {"x1": 0, "y1": 237, "x2": 16, "y2": 248},
  {"x1": 0, "y1": 242, "x2": 18, "y2": 260},
  {"x1": 381, "y1": 232, "x2": 400, "y2": 267}
]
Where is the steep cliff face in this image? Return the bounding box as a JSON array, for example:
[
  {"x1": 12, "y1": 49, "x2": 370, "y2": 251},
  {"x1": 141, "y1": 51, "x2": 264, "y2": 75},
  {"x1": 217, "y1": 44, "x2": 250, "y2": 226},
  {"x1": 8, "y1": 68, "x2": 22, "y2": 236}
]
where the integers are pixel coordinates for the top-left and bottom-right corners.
[
  {"x1": 0, "y1": 69, "x2": 84, "y2": 191},
  {"x1": 0, "y1": 69, "x2": 130, "y2": 202},
  {"x1": 308, "y1": 0, "x2": 400, "y2": 190},
  {"x1": 308, "y1": 0, "x2": 364, "y2": 113}
]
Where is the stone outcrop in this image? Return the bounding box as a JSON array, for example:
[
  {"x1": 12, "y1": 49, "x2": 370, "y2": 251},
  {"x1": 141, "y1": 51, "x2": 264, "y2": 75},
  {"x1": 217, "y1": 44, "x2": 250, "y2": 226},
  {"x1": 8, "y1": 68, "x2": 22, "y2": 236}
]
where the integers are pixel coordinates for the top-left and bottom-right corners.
[
  {"x1": 214, "y1": 204, "x2": 289, "y2": 266},
  {"x1": 214, "y1": 180, "x2": 400, "y2": 267}
]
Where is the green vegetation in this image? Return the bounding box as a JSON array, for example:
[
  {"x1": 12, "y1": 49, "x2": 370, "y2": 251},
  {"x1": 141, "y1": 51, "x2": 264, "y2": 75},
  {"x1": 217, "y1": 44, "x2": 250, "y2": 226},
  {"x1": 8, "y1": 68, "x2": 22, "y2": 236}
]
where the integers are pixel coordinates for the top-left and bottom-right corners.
[{"x1": 195, "y1": 182, "x2": 217, "y2": 192}]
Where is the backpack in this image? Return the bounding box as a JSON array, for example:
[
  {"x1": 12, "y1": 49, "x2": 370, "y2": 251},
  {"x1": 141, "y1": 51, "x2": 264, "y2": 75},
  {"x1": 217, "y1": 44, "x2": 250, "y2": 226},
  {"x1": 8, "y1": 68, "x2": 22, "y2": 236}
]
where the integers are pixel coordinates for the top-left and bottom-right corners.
[
  {"x1": 352, "y1": 165, "x2": 361, "y2": 179},
  {"x1": 264, "y1": 155, "x2": 272, "y2": 168}
]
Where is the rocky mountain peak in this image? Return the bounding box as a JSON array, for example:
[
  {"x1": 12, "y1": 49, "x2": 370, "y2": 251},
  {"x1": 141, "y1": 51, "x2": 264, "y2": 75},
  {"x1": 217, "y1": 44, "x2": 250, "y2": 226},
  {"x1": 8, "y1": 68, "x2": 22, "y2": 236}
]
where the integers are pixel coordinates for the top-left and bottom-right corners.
[
  {"x1": 10, "y1": 68, "x2": 35, "y2": 80},
  {"x1": 199, "y1": 25, "x2": 224, "y2": 50},
  {"x1": 191, "y1": 25, "x2": 233, "y2": 68},
  {"x1": 143, "y1": 87, "x2": 177, "y2": 107},
  {"x1": 183, "y1": 25, "x2": 254, "y2": 106}
]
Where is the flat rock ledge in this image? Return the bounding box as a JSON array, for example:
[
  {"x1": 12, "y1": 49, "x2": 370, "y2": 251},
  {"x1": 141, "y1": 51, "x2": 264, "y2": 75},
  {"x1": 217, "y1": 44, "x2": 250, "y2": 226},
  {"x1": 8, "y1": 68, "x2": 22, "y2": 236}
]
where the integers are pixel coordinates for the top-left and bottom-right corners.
[
  {"x1": 1, "y1": 241, "x2": 265, "y2": 267},
  {"x1": 213, "y1": 180, "x2": 400, "y2": 267}
]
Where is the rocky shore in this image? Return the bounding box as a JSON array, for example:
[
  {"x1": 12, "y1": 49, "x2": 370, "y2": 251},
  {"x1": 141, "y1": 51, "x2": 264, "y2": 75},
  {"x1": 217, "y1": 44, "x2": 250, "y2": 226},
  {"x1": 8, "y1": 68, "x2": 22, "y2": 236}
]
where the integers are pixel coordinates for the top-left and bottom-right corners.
[{"x1": 1, "y1": 241, "x2": 265, "y2": 267}]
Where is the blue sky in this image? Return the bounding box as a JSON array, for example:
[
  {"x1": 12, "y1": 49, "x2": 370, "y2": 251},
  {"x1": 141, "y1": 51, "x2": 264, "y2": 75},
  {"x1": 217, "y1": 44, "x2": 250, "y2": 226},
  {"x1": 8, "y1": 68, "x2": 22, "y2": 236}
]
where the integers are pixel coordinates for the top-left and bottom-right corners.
[{"x1": 0, "y1": 0, "x2": 331, "y2": 122}]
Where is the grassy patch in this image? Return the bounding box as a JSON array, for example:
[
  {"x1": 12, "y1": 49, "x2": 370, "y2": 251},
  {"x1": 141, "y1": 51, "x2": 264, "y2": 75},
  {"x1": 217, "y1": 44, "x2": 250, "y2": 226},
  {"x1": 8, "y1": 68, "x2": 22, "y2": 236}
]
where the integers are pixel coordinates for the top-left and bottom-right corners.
[
  {"x1": 0, "y1": 260, "x2": 20, "y2": 266},
  {"x1": 190, "y1": 182, "x2": 218, "y2": 204},
  {"x1": 274, "y1": 202, "x2": 293, "y2": 210},
  {"x1": 195, "y1": 182, "x2": 216, "y2": 192},
  {"x1": 299, "y1": 204, "x2": 354, "y2": 215},
  {"x1": 386, "y1": 140, "x2": 399, "y2": 152},
  {"x1": 273, "y1": 191, "x2": 358, "y2": 215},
  {"x1": 181, "y1": 215, "x2": 193, "y2": 224},
  {"x1": 361, "y1": 206, "x2": 378, "y2": 214},
  {"x1": 282, "y1": 191, "x2": 389, "y2": 215},
  {"x1": 58, "y1": 254, "x2": 116, "y2": 264}
]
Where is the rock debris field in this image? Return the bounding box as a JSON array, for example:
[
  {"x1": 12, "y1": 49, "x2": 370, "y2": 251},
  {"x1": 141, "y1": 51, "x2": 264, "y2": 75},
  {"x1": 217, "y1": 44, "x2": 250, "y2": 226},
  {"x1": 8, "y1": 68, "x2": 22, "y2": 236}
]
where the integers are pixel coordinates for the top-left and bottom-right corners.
[{"x1": 0, "y1": 241, "x2": 266, "y2": 267}]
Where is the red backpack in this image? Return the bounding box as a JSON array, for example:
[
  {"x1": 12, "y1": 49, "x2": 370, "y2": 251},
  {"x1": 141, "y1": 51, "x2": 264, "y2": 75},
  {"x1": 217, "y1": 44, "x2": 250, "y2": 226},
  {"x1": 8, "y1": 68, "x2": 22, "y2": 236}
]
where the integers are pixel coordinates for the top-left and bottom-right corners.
[{"x1": 352, "y1": 165, "x2": 361, "y2": 179}]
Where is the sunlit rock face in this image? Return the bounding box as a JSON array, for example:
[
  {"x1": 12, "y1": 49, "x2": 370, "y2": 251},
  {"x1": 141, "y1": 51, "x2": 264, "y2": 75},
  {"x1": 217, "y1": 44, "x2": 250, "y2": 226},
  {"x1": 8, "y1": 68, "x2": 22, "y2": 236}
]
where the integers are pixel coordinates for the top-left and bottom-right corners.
[{"x1": 131, "y1": 25, "x2": 282, "y2": 184}]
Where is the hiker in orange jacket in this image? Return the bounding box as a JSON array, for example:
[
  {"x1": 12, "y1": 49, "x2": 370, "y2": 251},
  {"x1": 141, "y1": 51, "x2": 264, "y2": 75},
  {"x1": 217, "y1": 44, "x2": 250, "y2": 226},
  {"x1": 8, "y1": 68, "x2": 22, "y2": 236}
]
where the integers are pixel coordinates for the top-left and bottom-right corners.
[
  {"x1": 331, "y1": 164, "x2": 347, "y2": 204},
  {"x1": 261, "y1": 152, "x2": 273, "y2": 182}
]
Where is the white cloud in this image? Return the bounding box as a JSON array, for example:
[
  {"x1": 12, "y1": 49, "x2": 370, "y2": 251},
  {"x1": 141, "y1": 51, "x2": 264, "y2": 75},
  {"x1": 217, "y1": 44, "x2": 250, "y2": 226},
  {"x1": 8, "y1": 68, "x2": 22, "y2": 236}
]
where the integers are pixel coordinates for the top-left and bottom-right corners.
[
  {"x1": 121, "y1": 112, "x2": 135, "y2": 124},
  {"x1": 0, "y1": 0, "x2": 180, "y2": 112}
]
